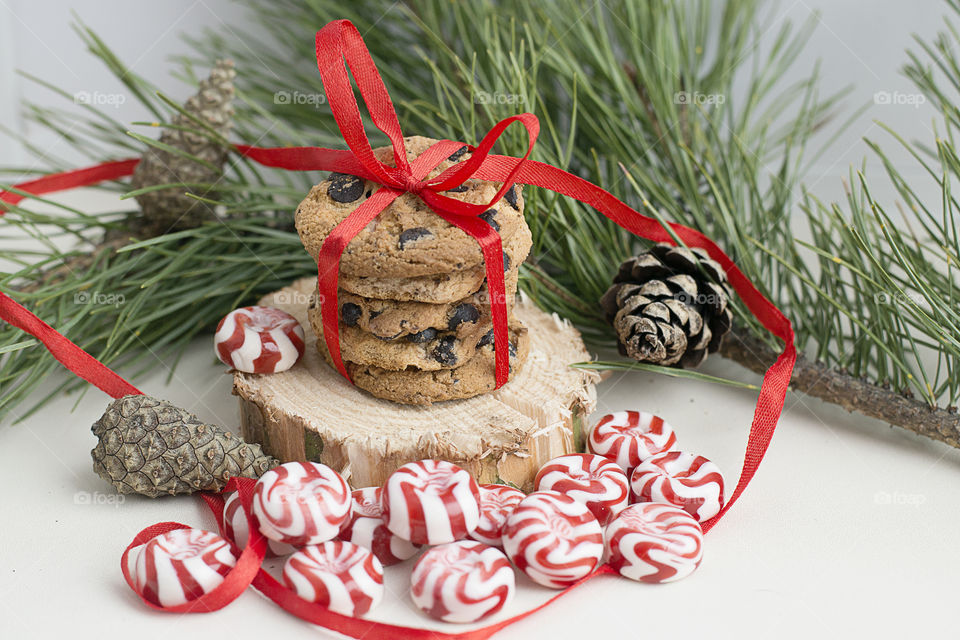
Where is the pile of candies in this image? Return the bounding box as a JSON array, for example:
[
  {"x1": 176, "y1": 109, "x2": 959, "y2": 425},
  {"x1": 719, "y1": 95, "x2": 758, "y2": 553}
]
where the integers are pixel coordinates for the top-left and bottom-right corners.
[{"x1": 126, "y1": 410, "x2": 724, "y2": 624}]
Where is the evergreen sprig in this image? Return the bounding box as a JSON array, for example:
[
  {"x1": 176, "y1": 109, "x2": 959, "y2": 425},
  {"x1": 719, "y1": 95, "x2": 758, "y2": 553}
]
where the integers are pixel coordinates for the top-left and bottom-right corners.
[{"x1": 2, "y1": 0, "x2": 958, "y2": 443}]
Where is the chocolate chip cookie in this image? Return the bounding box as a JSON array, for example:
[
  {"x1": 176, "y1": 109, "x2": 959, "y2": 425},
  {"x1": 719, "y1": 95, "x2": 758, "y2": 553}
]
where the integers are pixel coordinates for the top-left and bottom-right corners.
[
  {"x1": 315, "y1": 320, "x2": 530, "y2": 404},
  {"x1": 337, "y1": 220, "x2": 530, "y2": 303},
  {"x1": 334, "y1": 277, "x2": 519, "y2": 340},
  {"x1": 295, "y1": 136, "x2": 526, "y2": 278}
]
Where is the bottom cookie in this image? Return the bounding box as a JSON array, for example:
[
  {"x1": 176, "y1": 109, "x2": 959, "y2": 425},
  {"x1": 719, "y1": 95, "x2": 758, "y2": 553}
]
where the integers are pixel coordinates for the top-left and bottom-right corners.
[{"x1": 315, "y1": 322, "x2": 530, "y2": 405}]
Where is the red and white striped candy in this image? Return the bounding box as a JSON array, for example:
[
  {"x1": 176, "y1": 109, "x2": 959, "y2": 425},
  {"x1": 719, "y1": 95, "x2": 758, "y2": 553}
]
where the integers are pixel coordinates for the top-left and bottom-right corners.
[
  {"x1": 606, "y1": 502, "x2": 704, "y2": 583},
  {"x1": 223, "y1": 491, "x2": 297, "y2": 557},
  {"x1": 282, "y1": 541, "x2": 384, "y2": 616},
  {"x1": 252, "y1": 461, "x2": 351, "y2": 546},
  {"x1": 587, "y1": 410, "x2": 677, "y2": 472},
  {"x1": 382, "y1": 460, "x2": 481, "y2": 545},
  {"x1": 410, "y1": 541, "x2": 515, "y2": 623},
  {"x1": 214, "y1": 306, "x2": 305, "y2": 374},
  {"x1": 469, "y1": 484, "x2": 525, "y2": 547},
  {"x1": 339, "y1": 487, "x2": 420, "y2": 566},
  {"x1": 501, "y1": 491, "x2": 603, "y2": 589},
  {"x1": 132, "y1": 529, "x2": 236, "y2": 607},
  {"x1": 630, "y1": 451, "x2": 725, "y2": 522},
  {"x1": 534, "y1": 454, "x2": 629, "y2": 526}
]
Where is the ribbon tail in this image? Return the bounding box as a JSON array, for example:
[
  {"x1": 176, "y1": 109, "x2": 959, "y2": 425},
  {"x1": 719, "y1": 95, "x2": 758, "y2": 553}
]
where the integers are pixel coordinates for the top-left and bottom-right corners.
[
  {"x1": 0, "y1": 292, "x2": 142, "y2": 399},
  {"x1": 426, "y1": 201, "x2": 510, "y2": 388},
  {"x1": 473, "y1": 156, "x2": 798, "y2": 529},
  {"x1": 0, "y1": 158, "x2": 139, "y2": 212},
  {"x1": 316, "y1": 190, "x2": 403, "y2": 382}
]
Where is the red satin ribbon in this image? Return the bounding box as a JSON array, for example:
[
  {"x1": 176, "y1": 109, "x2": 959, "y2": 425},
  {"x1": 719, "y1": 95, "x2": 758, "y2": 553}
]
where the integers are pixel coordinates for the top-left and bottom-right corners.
[{"x1": 0, "y1": 17, "x2": 798, "y2": 638}]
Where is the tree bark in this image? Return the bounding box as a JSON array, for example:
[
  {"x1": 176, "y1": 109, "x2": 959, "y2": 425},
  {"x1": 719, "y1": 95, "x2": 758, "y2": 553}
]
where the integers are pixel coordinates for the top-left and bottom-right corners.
[{"x1": 719, "y1": 329, "x2": 960, "y2": 448}]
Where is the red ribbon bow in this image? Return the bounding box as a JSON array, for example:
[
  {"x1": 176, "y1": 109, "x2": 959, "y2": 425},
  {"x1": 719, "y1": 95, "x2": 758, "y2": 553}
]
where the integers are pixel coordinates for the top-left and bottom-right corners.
[
  {"x1": 236, "y1": 21, "x2": 544, "y2": 387},
  {"x1": 0, "y1": 18, "x2": 798, "y2": 640}
]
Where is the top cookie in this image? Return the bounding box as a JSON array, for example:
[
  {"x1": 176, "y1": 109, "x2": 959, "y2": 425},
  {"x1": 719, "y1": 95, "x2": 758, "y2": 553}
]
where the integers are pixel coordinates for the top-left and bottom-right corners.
[{"x1": 295, "y1": 136, "x2": 526, "y2": 278}]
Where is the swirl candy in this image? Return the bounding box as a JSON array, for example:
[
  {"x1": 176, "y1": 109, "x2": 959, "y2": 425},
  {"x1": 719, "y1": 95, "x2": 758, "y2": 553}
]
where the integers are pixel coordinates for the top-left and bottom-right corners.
[
  {"x1": 223, "y1": 491, "x2": 297, "y2": 557},
  {"x1": 132, "y1": 529, "x2": 236, "y2": 607},
  {"x1": 501, "y1": 491, "x2": 603, "y2": 589},
  {"x1": 469, "y1": 484, "x2": 526, "y2": 547},
  {"x1": 214, "y1": 305, "x2": 305, "y2": 374},
  {"x1": 534, "y1": 453, "x2": 629, "y2": 526},
  {"x1": 410, "y1": 541, "x2": 515, "y2": 623},
  {"x1": 630, "y1": 451, "x2": 725, "y2": 522},
  {"x1": 282, "y1": 541, "x2": 384, "y2": 616},
  {"x1": 252, "y1": 461, "x2": 351, "y2": 546},
  {"x1": 339, "y1": 487, "x2": 420, "y2": 566},
  {"x1": 606, "y1": 503, "x2": 704, "y2": 583},
  {"x1": 382, "y1": 460, "x2": 481, "y2": 545},
  {"x1": 587, "y1": 410, "x2": 677, "y2": 472}
]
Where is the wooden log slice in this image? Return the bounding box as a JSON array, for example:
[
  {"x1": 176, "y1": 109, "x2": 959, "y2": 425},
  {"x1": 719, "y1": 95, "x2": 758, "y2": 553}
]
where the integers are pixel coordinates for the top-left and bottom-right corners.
[{"x1": 233, "y1": 277, "x2": 600, "y2": 491}]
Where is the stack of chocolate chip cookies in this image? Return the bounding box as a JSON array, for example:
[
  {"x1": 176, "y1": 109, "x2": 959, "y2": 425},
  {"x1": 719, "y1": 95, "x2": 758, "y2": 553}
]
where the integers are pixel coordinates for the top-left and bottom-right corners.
[{"x1": 295, "y1": 136, "x2": 533, "y2": 404}]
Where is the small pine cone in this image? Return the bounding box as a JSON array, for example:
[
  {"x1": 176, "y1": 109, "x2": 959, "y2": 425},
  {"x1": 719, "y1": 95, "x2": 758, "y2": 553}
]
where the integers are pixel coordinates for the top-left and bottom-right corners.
[
  {"x1": 600, "y1": 243, "x2": 733, "y2": 368},
  {"x1": 130, "y1": 60, "x2": 236, "y2": 237},
  {"x1": 91, "y1": 394, "x2": 278, "y2": 498}
]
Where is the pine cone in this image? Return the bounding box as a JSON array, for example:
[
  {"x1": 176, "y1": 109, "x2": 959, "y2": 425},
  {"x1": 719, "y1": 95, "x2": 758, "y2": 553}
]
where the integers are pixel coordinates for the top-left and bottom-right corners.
[
  {"x1": 91, "y1": 394, "x2": 277, "y2": 497},
  {"x1": 130, "y1": 59, "x2": 236, "y2": 237},
  {"x1": 600, "y1": 243, "x2": 733, "y2": 368}
]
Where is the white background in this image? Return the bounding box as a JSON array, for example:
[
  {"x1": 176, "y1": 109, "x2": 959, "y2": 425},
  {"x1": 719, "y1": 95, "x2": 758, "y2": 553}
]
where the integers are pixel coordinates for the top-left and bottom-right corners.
[{"x1": 2, "y1": 2, "x2": 959, "y2": 640}]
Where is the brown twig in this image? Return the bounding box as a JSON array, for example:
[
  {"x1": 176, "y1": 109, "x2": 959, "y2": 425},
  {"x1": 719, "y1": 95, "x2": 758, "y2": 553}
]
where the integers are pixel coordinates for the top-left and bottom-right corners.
[{"x1": 720, "y1": 329, "x2": 960, "y2": 448}]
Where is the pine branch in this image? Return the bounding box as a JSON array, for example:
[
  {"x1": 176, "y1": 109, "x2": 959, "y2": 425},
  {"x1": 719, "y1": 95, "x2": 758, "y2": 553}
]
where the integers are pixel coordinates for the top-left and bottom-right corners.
[{"x1": 720, "y1": 328, "x2": 960, "y2": 446}]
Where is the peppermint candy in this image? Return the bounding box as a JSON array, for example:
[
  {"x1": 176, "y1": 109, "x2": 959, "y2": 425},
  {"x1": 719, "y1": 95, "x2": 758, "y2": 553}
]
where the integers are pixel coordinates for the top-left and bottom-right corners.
[
  {"x1": 606, "y1": 503, "x2": 704, "y2": 583},
  {"x1": 132, "y1": 529, "x2": 236, "y2": 607},
  {"x1": 534, "y1": 453, "x2": 629, "y2": 526},
  {"x1": 214, "y1": 306, "x2": 305, "y2": 374},
  {"x1": 501, "y1": 491, "x2": 603, "y2": 589},
  {"x1": 630, "y1": 451, "x2": 725, "y2": 522},
  {"x1": 382, "y1": 460, "x2": 481, "y2": 545},
  {"x1": 223, "y1": 492, "x2": 297, "y2": 557},
  {"x1": 587, "y1": 410, "x2": 677, "y2": 472},
  {"x1": 410, "y1": 541, "x2": 515, "y2": 623},
  {"x1": 282, "y1": 541, "x2": 384, "y2": 616},
  {"x1": 339, "y1": 487, "x2": 420, "y2": 566},
  {"x1": 469, "y1": 484, "x2": 525, "y2": 547},
  {"x1": 252, "y1": 462, "x2": 351, "y2": 546}
]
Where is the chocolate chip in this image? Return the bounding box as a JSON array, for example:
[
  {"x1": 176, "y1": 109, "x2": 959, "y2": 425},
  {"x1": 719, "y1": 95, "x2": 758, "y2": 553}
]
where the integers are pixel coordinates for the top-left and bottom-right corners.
[
  {"x1": 368, "y1": 310, "x2": 381, "y2": 320},
  {"x1": 477, "y1": 329, "x2": 494, "y2": 349},
  {"x1": 431, "y1": 335, "x2": 459, "y2": 366},
  {"x1": 340, "y1": 303, "x2": 362, "y2": 326},
  {"x1": 406, "y1": 328, "x2": 438, "y2": 343},
  {"x1": 479, "y1": 209, "x2": 500, "y2": 232},
  {"x1": 447, "y1": 304, "x2": 480, "y2": 330},
  {"x1": 476, "y1": 329, "x2": 518, "y2": 357},
  {"x1": 327, "y1": 173, "x2": 365, "y2": 203},
  {"x1": 447, "y1": 145, "x2": 469, "y2": 161},
  {"x1": 398, "y1": 227, "x2": 433, "y2": 249},
  {"x1": 446, "y1": 185, "x2": 469, "y2": 193},
  {"x1": 502, "y1": 251, "x2": 510, "y2": 272},
  {"x1": 504, "y1": 184, "x2": 520, "y2": 210}
]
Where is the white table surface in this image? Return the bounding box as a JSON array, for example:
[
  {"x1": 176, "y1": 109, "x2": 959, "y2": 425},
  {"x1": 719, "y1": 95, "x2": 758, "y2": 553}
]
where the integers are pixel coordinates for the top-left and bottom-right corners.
[{"x1": 2, "y1": 278, "x2": 958, "y2": 639}]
